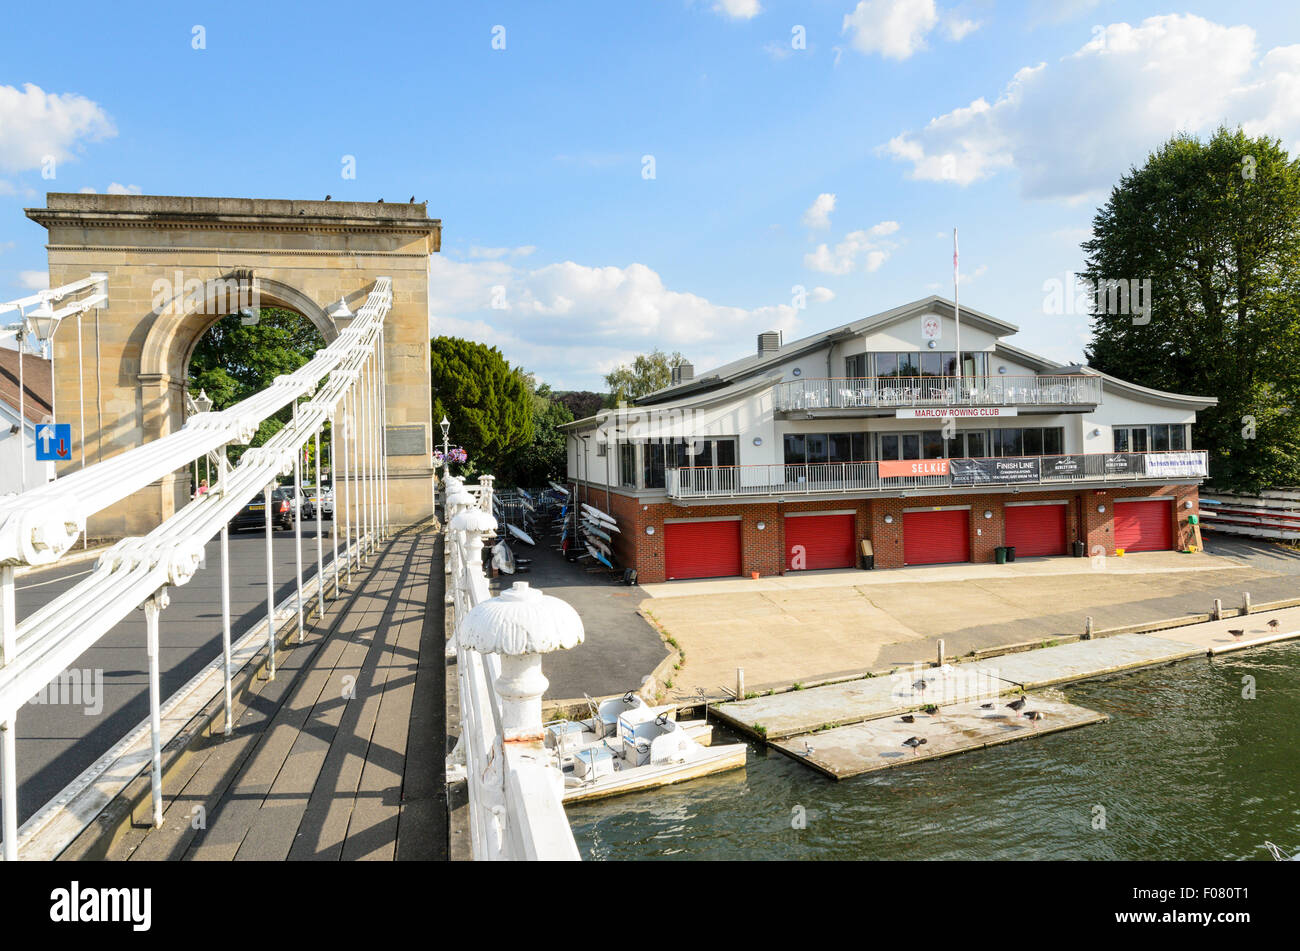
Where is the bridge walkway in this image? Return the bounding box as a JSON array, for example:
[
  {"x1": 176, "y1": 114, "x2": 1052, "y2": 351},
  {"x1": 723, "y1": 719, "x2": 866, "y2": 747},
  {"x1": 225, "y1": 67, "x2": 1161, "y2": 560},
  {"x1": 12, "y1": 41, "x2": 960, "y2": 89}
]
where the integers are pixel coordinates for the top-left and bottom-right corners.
[{"x1": 96, "y1": 524, "x2": 446, "y2": 861}]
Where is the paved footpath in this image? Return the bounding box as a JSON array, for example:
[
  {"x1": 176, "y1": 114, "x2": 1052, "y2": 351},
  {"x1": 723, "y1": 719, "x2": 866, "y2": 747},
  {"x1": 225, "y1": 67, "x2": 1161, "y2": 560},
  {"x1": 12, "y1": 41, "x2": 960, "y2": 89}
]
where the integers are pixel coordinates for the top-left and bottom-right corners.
[{"x1": 98, "y1": 526, "x2": 446, "y2": 861}]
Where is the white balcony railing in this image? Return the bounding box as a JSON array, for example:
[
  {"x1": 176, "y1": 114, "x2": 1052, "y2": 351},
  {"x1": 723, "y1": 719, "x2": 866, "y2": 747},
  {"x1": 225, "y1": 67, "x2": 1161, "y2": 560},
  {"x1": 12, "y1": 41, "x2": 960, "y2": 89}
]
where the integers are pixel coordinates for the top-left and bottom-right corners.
[
  {"x1": 443, "y1": 476, "x2": 581, "y2": 861},
  {"x1": 666, "y1": 450, "x2": 1209, "y2": 499},
  {"x1": 774, "y1": 374, "x2": 1103, "y2": 413}
]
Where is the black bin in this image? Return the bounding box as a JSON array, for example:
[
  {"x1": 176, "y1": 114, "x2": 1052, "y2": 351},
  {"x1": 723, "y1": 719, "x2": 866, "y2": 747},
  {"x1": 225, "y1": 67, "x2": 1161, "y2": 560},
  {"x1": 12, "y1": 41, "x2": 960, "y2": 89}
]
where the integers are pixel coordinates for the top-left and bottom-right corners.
[{"x1": 1004, "y1": 545, "x2": 1017, "y2": 563}]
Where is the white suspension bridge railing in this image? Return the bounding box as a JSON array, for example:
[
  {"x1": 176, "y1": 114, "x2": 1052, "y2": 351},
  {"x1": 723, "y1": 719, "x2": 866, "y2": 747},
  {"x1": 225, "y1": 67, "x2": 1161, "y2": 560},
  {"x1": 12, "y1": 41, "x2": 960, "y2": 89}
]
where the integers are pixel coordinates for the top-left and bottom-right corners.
[
  {"x1": 0, "y1": 276, "x2": 396, "y2": 861},
  {"x1": 442, "y1": 475, "x2": 582, "y2": 861}
]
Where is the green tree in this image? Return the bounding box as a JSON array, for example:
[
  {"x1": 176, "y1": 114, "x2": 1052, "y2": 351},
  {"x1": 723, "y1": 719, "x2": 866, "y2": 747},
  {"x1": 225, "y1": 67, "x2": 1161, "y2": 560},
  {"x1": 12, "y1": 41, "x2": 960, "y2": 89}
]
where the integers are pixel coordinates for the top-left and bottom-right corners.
[
  {"x1": 500, "y1": 381, "x2": 574, "y2": 486},
  {"x1": 604, "y1": 349, "x2": 688, "y2": 406},
  {"x1": 187, "y1": 307, "x2": 327, "y2": 468},
  {"x1": 1082, "y1": 127, "x2": 1300, "y2": 491},
  {"x1": 431, "y1": 336, "x2": 533, "y2": 473}
]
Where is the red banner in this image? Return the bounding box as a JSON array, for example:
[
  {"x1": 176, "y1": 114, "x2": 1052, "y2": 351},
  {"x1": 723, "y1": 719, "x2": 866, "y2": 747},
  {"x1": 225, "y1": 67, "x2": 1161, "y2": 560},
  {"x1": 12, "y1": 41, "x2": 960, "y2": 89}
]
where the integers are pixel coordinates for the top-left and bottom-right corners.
[{"x1": 879, "y1": 458, "x2": 949, "y2": 478}]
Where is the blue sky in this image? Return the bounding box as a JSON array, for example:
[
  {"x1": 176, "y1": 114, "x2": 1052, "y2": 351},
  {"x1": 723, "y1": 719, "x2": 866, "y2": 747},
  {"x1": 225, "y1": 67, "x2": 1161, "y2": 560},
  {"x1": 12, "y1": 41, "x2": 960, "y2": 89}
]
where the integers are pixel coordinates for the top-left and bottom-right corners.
[{"x1": 3, "y1": 0, "x2": 1300, "y2": 390}]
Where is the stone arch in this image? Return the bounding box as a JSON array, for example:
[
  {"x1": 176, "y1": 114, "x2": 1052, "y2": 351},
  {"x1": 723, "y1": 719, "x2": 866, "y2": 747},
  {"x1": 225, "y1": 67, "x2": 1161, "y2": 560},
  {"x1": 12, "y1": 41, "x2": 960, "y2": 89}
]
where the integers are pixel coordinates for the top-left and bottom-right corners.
[{"x1": 28, "y1": 193, "x2": 441, "y2": 538}]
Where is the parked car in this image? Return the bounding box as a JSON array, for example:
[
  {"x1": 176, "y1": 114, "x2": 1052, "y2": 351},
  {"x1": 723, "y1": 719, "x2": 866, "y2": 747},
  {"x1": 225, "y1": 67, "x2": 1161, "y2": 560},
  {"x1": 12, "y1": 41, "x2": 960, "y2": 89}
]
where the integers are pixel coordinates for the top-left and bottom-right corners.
[
  {"x1": 301, "y1": 484, "x2": 334, "y2": 520},
  {"x1": 230, "y1": 486, "x2": 298, "y2": 532}
]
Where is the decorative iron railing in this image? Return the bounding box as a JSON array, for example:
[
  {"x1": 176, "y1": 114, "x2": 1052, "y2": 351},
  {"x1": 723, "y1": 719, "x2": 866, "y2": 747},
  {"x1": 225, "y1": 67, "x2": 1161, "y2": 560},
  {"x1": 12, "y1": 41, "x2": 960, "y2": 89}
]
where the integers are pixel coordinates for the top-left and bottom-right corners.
[{"x1": 774, "y1": 374, "x2": 1103, "y2": 413}]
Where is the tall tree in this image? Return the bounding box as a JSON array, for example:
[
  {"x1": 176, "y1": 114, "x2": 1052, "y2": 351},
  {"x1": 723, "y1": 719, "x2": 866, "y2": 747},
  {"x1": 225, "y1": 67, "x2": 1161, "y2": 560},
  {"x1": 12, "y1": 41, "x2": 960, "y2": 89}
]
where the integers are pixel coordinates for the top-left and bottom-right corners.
[
  {"x1": 187, "y1": 307, "x2": 326, "y2": 466},
  {"x1": 554, "y1": 390, "x2": 606, "y2": 420},
  {"x1": 430, "y1": 336, "x2": 533, "y2": 473},
  {"x1": 1082, "y1": 127, "x2": 1300, "y2": 491},
  {"x1": 604, "y1": 349, "x2": 688, "y2": 406},
  {"x1": 500, "y1": 381, "x2": 574, "y2": 486}
]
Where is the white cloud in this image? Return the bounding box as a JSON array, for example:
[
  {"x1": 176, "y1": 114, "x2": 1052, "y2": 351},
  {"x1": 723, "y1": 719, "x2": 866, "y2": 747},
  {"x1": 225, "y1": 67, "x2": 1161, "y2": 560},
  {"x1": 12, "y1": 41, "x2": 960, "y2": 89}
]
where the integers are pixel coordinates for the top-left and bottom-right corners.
[
  {"x1": 0, "y1": 83, "x2": 114, "y2": 173},
  {"x1": 801, "y1": 193, "x2": 837, "y2": 230},
  {"x1": 811, "y1": 286, "x2": 835, "y2": 303},
  {"x1": 467, "y1": 244, "x2": 536, "y2": 259},
  {"x1": 713, "y1": 0, "x2": 761, "y2": 20},
  {"x1": 842, "y1": 0, "x2": 975, "y2": 60},
  {"x1": 18, "y1": 270, "x2": 48, "y2": 290},
  {"x1": 427, "y1": 254, "x2": 805, "y2": 388},
  {"x1": 880, "y1": 15, "x2": 1300, "y2": 201},
  {"x1": 804, "y1": 221, "x2": 900, "y2": 275},
  {"x1": 107, "y1": 182, "x2": 141, "y2": 195}
]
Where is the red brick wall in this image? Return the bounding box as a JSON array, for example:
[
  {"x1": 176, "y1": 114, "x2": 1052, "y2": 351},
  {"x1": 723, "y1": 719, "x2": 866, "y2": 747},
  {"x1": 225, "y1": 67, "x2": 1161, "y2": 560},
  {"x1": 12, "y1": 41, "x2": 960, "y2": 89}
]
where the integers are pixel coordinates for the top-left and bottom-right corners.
[{"x1": 568, "y1": 481, "x2": 1200, "y2": 581}]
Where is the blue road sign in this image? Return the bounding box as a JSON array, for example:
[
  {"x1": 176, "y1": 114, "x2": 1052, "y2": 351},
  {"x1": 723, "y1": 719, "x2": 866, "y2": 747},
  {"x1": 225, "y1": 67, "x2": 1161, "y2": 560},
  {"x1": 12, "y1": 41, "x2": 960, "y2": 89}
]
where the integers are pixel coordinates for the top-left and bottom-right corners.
[{"x1": 35, "y1": 423, "x2": 72, "y2": 461}]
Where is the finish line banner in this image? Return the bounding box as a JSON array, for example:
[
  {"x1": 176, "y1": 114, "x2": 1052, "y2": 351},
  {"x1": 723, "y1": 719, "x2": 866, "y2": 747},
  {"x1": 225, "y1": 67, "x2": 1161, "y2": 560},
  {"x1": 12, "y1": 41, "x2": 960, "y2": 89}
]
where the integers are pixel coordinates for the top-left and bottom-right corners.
[{"x1": 950, "y1": 456, "x2": 1041, "y2": 485}]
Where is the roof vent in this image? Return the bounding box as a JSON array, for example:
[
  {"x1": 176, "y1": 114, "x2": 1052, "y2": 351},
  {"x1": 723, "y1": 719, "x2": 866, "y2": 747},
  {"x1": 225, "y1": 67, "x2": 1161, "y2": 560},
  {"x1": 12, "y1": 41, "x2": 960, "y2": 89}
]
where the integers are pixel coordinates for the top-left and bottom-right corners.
[
  {"x1": 757, "y1": 331, "x2": 783, "y2": 355},
  {"x1": 671, "y1": 362, "x2": 694, "y2": 384}
]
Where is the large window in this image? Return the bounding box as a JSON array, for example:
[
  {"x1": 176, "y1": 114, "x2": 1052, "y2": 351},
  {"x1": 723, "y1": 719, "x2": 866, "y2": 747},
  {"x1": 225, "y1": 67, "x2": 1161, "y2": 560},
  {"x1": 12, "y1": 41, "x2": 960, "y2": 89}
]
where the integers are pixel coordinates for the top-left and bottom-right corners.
[
  {"x1": 641, "y1": 437, "x2": 738, "y2": 489},
  {"x1": 785, "y1": 432, "x2": 870, "y2": 464},
  {"x1": 1114, "y1": 424, "x2": 1187, "y2": 452},
  {"x1": 868, "y1": 351, "x2": 989, "y2": 379},
  {"x1": 991, "y1": 427, "x2": 1064, "y2": 457},
  {"x1": 619, "y1": 444, "x2": 637, "y2": 487},
  {"x1": 845, "y1": 354, "x2": 867, "y2": 378}
]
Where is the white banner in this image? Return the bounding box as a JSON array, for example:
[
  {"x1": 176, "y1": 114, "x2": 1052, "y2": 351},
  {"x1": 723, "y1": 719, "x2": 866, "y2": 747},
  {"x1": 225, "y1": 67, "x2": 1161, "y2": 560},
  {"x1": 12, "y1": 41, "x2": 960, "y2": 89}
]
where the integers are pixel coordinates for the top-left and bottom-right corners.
[
  {"x1": 895, "y1": 407, "x2": 1018, "y2": 419},
  {"x1": 1144, "y1": 451, "x2": 1205, "y2": 478}
]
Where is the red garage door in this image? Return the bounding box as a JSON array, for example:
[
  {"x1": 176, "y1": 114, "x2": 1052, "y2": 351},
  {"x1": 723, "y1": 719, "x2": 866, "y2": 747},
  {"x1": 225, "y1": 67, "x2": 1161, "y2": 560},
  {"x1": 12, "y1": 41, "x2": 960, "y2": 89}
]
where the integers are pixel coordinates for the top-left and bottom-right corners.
[
  {"x1": 1114, "y1": 500, "x2": 1173, "y2": 552},
  {"x1": 664, "y1": 520, "x2": 742, "y2": 580},
  {"x1": 903, "y1": 510, "x2": 970, "y2": 565},
  {"x1": 785, "y1": 513, "x2": 856, "y2": 570},
  {"x1": 1005, "y1": 503, "x2": 1068, "y2": 557}
]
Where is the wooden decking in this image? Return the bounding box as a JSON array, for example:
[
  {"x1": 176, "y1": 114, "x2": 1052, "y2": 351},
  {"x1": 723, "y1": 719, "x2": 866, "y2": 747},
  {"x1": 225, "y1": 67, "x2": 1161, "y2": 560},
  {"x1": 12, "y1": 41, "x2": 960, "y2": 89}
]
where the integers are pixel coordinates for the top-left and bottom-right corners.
[{"x1": 98, "y1": 526, "x2": 446, "y2": 861}]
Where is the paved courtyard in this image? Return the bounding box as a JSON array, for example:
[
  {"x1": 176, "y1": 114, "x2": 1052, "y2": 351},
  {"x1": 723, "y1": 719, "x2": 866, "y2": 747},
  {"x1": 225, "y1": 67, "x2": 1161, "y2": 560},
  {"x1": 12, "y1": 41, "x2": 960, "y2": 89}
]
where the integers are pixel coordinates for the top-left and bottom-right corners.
[{"x1": 638, "y1": 535, "x2": 1300, "y2": 700}]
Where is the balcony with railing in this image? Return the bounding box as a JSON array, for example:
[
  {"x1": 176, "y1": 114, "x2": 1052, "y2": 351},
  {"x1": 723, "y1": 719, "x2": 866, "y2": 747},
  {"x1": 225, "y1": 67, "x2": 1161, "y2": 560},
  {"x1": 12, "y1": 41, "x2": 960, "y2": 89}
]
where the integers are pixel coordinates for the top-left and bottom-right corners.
[
  {"x1": 774, "y1": 374, "x2": 1103, "y2": 414},
  {"x1": 665, "y1": 450, "x2": 1209, "y2": 500}
]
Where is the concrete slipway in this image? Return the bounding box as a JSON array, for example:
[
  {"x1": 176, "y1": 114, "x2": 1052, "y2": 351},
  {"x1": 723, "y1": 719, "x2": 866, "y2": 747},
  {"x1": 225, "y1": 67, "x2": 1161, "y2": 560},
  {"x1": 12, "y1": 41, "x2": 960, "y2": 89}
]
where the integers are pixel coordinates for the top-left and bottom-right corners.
[{"x1": 714, "y1": 606, "x2": 1300, "y2": 778}]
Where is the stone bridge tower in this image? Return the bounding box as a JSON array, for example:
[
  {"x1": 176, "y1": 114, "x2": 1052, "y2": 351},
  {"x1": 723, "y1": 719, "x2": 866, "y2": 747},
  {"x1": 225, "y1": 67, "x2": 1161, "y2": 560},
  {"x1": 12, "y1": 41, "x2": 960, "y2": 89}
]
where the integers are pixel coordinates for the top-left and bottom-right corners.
[{"x1": 25, "y1": 193, "x2": 438, "y2": 538}]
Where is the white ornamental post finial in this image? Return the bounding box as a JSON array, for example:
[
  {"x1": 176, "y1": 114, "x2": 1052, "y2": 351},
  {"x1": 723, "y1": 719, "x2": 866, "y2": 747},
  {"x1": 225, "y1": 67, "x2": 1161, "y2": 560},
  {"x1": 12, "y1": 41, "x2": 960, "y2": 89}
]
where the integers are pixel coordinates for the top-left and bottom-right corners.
[
  {"x1": 451, "y1": 507, "x2": 497, "y2": 570},
  {"x1": 459, "y1": 582, "x2": 585, "y2": 742}
]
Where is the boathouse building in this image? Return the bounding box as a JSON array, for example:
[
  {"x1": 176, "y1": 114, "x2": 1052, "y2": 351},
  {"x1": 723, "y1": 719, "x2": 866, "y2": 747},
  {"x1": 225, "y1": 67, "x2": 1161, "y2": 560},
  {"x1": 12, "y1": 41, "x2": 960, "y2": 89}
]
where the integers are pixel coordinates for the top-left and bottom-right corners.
[{"x1": 560, "y1": 297, "x2": 1215, "y2": 583}]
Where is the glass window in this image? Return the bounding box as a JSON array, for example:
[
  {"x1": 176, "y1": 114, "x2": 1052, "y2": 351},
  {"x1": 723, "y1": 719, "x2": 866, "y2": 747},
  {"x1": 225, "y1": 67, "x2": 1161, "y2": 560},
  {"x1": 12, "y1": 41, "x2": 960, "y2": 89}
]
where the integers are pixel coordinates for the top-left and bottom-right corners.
[
  {"x1": 829, "y1": 433, "x2": 853, "y2": 463},
  {"x1": 715, "y1": 439, "x2": 736, "y2": 467},
  {"x1": 784, "y1": 434, "x2": 805, "y2": 465},
  {"x1": 879, "y1": 434, "x2": 900, "y2": 460},
  {"x1": 1113, "y1": 428, "x2": 1129, "y2": 452},
  {"x1": 1171, "y1": 425, "x2": 1186, "y2": 450},
  {"x1": 1131, "y1": 428, "x2": 1147, "y2": 452},
  {"x1": 922, "y1": 431, "x2": 945, "y2": 458},
  {"x1": 845, "y1": 354, "x2": 867, "y2": 378},
  {"x1": 1043, "y1": 427, "x2": 1063, "y2": 455},
  {"x1": 1150, "y1": 424, "x2": 1170, "y2": 451},
  {"x1": 897, "y1": 353, "x2": 920, "y2": 378},
  {"x1": 876, "y1": 353, "x2": 898, "y2": 378},
  {"x1": 920, "y1": 353, "x2": 942, "y2": 377},
  {"x1": 619, "y1": 444, "x2": 638, "y2": 487},
  {"x1": 806, "y1": 434, "x2": 829, "y2": 464},
  {"x1": 966, "y1": 431, "x2": 986, "y2": 457},
  {"x1": 851, "y1": 432, "x2": 868, "y2": 462},
  {"x1": 644, "y1": 444, "x2": 666, "y2": 489},
  {"x1": 944, "y1": 434, "x2": 963, "y2": 459},
  {"x1": 1023, "y1": 428, "x2": 1043, "y2": 456},
  {"x1": 902, "y1": 434, "x2": 921, "y2": 459},
  {"x1": 998, "y1": 429, "x2": 1022, "y2": 457}
]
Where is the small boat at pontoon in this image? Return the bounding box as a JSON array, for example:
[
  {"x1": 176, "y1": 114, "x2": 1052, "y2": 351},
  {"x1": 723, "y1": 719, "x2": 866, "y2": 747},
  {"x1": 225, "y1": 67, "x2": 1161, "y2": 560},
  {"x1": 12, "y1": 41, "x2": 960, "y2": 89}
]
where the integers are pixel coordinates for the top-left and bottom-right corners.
[{"x1": 545, "y1": 693, "x2": 746, "y2": 804}]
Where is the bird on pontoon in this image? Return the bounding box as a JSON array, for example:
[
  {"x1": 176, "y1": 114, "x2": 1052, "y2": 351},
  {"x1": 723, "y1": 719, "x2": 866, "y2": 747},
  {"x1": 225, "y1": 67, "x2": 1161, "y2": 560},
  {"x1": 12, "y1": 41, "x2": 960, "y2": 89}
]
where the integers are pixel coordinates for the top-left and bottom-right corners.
[
  {"x1": 979, "y1": 702, "x2": 994, "y2": 709},
  {"x1": 901, "y1": 714, "x2": 916, "y2": 723},
  {"x1": 1007, "y1": 696, "x2": 1028, "y2": 712},
  {"x1": 912, "y1": 680, "x2": 927, "y2": 693},
  {"x1": 1024, "y1": 710, "x2": 1044, "y2": 729},
  {"x1": 903, "y1": 736, "x2": 927, "y2": 755},
  {"x1": 1229, "y1": 629, "x2": 1245, "y2": 639},
  {"x1": 1268, "y1": 619, "x2": 1280, "y2": 630}
]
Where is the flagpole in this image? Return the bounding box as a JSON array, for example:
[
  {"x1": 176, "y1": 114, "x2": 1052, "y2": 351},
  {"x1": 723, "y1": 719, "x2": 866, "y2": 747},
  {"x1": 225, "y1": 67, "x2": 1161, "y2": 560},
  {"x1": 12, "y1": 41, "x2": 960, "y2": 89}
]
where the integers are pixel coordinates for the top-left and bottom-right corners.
[{"x1": 953, "y1": 227, "x2": 962, "y2": 393}]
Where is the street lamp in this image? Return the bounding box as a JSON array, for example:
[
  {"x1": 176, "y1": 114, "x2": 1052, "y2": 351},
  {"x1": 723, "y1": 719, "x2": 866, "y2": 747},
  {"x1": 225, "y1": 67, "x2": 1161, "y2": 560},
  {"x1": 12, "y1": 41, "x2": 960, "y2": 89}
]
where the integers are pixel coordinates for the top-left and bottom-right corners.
[
  {"x1": 194, "y1": 389, "x2": 214, "y2": 413},
  {"x1": 25, "y1": 299, "x2": 57, "y2": 351},
  {"x1": 440, "y1": 416, "x2": 451, "y2": 458}
]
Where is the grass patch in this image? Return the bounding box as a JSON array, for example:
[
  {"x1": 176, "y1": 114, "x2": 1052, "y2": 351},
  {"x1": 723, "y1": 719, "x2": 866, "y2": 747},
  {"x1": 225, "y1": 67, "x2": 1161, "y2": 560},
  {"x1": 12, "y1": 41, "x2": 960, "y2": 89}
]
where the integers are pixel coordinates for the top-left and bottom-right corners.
[{"x1": 751, "y1": 722, "x2": 768, "y2": 738}]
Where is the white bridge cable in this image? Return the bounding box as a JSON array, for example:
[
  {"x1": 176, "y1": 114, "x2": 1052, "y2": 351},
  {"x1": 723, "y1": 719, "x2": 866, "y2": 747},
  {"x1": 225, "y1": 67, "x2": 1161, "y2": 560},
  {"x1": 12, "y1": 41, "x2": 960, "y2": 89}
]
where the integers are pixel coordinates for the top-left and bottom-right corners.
[
  {"x1": 0, "y1": 277, "x2": 394, "y2": 569},
  {"x1": 0, "y1": 277, "x2": 393, "y2": 860}
]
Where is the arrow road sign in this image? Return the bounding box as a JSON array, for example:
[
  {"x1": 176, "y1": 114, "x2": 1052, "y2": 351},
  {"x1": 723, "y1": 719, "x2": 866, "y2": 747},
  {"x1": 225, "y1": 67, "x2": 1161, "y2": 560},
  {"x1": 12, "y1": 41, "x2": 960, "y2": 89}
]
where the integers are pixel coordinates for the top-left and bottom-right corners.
[{"x1": 35, "y1": 423, "x2": 72, "y2": 462}]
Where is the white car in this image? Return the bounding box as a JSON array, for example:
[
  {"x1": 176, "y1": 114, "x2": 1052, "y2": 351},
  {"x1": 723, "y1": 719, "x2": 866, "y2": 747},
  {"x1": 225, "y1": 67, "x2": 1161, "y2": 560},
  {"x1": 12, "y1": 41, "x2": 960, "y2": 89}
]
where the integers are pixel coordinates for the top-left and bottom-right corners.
[{"x1": 302, "y1": 485, "x2": 334, "y2": 520}]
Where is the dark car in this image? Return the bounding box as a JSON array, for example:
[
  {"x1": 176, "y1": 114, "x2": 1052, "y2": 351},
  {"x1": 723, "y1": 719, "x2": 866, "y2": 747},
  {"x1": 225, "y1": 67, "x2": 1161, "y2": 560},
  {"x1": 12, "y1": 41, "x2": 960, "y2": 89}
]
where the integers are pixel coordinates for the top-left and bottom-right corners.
[{"x1": 230, "y1": 487, "x2": 297, "y2": 532}]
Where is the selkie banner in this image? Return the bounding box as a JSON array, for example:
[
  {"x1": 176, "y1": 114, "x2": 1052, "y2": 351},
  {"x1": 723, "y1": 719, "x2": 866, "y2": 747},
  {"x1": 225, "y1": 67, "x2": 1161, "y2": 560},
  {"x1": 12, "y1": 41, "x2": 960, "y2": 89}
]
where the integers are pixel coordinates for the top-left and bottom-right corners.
[{"x1": 950, "y1": 456, "x2": 1041, "y2": 485}]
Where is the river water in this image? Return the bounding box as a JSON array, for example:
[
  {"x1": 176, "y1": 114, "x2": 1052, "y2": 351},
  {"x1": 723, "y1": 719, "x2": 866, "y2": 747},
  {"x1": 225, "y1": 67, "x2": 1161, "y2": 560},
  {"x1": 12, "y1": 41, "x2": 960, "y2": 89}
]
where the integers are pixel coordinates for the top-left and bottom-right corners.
[{"x1": 567, "y1": 642, "x2": 1300, "y2": 860}]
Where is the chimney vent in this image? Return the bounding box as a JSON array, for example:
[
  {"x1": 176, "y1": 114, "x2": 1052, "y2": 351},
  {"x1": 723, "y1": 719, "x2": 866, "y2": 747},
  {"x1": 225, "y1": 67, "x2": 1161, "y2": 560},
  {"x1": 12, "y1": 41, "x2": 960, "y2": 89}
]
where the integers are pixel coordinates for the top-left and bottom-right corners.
[
  {"x1": 671, "y1": 362, "x2": 694, "y2": 384},
  {"x1": 757, "y1": 331, "x2": 783, "y2": 354}
]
